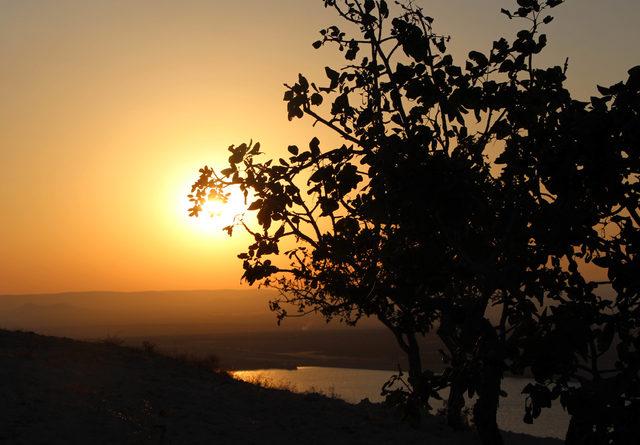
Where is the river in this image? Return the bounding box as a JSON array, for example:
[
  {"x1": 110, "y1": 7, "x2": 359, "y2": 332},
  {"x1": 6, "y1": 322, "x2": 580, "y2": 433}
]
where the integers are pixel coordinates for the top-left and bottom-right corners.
[{"x1": 233, "y1": 366, "x2": 568, "y2": 440}]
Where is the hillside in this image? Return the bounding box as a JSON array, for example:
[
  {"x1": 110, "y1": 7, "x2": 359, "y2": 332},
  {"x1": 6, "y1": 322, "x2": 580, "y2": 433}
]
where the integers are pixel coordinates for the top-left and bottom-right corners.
[
  {"x1": 0, "y1": 329, "x2": 560, "y2": 444},
  {"x1": 0, "y1": 290, "x2": 440, "y2": 371},
  {"x1": 0, "y1": 290, "x2": 382, "y2": 337}
]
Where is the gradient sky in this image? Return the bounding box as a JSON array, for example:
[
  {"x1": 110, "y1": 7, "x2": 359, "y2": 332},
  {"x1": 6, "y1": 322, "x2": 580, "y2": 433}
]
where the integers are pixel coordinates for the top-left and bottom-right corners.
[{"x1": 1, "y1": 0, "x2": 638, "y2": 294}]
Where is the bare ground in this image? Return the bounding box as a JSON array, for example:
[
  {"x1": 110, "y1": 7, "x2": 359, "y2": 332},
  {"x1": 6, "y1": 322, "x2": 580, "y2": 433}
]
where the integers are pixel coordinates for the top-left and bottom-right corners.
[{"x1": 0, "y1": 329, "x2": 560, "y2": 444}]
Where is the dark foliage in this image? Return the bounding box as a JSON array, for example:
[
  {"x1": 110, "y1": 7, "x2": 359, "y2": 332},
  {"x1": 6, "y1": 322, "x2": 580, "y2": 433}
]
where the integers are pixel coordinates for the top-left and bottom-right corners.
[{"x1": 190, "y1": 1, "x2": 639, "y2": 443}]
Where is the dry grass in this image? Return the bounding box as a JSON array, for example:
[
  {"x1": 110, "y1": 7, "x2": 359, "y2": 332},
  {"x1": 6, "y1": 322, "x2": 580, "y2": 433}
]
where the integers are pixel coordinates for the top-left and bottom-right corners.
[
  {"x1": 235, "y1": 373, "x2": 298, "y2": 392},
  {"x1": 306, "y1": 385, "x2": 339, "y2": 399},
  {"x1": 100, "y1": 335, "x2": 125, "y2": 346},
  {"x1": 95, "y1": 336, "x2": 223, "y2": 374},
  {"x1": 233, "y1": 373, "x2": 340, "y2": 400},
  {"x1": 169, "y1": 351, "x2": 222, "y2": 373},
  {"x1": 140, "y1": 340, "x2": 157, "y2": 354}
]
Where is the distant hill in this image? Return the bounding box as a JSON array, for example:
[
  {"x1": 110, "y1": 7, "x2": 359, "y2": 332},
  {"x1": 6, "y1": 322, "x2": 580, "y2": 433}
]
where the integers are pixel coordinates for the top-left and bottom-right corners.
[
  {"x1": 0, "y1": 289, "x2": 382, "y2": 337},
  {"x1": 0, "y1": 290, "x2": 424, "y2": 372}
]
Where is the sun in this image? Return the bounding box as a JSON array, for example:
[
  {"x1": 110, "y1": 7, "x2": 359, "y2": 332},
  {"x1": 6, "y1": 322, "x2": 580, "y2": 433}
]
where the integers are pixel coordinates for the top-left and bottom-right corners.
[{"x1": 189, "y1": 185, "x2": 248, "y2": 234}]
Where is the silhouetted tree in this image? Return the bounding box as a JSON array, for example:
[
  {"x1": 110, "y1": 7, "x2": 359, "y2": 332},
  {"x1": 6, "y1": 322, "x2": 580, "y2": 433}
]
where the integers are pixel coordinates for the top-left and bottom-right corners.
[
  {"x1": 190, "y1": 1, "x2": 639, "y2": 443},
  {"x1": 517, "y1": 67, "x2": 640, "y2": 444},
  {"x1": 191, "y1": 0, "x2": 503, "y2": 432}
]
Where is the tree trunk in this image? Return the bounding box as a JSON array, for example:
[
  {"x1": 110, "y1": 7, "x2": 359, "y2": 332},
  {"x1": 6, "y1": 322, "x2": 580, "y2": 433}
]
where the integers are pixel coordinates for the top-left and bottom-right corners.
[
  {"x1": 437, "y1": 319, "x2": 467, "y2": 429},
  {"x1": 564, "y1": 415, "x2": 591, "y2": 445},
  {"x1": 473, "y1": 363, "x2": 503, "y2": 445},
  {"x1": 473, "y1": 320, "x2": 504, "y2": 445},
  {"x1": 447, "y1": 375, "x2": 466, "y2": 430},
  {"x1": 406, "y1": 332, "x2": 423, "y2": 427}
]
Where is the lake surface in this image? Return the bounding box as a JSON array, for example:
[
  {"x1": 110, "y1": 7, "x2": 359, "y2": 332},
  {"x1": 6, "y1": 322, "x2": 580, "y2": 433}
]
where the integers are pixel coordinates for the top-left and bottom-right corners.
[{"x1": 233, "y1": 366, "x2": 568, "y2": 440}]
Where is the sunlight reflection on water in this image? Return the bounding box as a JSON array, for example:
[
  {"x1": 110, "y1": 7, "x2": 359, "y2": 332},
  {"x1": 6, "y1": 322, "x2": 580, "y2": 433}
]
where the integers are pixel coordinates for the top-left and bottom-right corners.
[{"x1": 233, "y1": 366, "x2": 568, "y2": 439}]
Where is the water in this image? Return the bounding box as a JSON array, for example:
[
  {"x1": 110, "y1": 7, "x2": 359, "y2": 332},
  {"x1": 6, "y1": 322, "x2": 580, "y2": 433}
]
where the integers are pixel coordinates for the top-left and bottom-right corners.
[{"x1": 233, "y1": 366, "x2": 568, "y2": 439}]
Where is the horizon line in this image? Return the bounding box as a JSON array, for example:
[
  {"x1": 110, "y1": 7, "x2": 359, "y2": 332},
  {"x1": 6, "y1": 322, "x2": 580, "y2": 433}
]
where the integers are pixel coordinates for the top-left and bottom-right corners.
[{"x1": 0, "y1": 288, "x2": 277, "y2": 297}]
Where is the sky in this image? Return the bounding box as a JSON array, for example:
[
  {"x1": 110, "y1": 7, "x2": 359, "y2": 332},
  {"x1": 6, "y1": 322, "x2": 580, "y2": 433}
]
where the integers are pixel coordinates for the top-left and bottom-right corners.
[{"x1": 1, "y1": 0, "x2": 638, "y2": 294}]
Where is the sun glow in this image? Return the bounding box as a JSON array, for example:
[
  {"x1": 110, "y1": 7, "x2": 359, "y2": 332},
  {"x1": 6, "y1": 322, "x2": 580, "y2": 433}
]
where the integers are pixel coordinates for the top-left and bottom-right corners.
[{"x1": 188, "y1": 185, "x2": 249, "y2": 234}]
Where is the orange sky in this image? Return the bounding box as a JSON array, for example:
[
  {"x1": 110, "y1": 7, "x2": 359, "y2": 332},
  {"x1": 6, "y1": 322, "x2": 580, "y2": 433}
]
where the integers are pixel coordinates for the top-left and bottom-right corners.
[{"x1": 1, "y1": 0, "x2": 639, "y2": 294}]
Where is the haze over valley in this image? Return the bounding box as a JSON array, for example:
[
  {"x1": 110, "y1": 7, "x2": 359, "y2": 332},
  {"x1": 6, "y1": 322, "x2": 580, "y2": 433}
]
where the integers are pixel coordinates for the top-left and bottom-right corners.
[{"x1": 0, "y1": 289, "x2": 432, "y2": 370}]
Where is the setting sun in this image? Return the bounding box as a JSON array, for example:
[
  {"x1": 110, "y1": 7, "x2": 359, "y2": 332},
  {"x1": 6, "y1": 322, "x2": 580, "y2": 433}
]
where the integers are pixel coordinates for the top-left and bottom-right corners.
[{"x1": 188, "y1": 184, "x2": 248, "y2": 234}]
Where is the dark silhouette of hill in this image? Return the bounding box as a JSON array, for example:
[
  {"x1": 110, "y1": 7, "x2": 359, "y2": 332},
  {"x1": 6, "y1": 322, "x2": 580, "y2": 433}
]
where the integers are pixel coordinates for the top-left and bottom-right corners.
[
  {"x1": 126, "y1": 328, "x2": 445, "y2": 371},
  {"x1": 0, "y1": 289, "x2": 381, "y2": 337},
  {"x1": 0, "y1": 290, "x2": 429, "y2": 371},
  {"x1": 0, "y1": 291, "x2": 616, "y2": 372},
  {"x1": 0, "y1": 329, "x2": 560, "y2": 444}
]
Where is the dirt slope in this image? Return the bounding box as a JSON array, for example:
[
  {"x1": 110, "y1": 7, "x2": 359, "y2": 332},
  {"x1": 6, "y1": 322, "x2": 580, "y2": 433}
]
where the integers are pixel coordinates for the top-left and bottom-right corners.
[{"x1": 0, "y1": 329, "x2": 560, "y2": 444}]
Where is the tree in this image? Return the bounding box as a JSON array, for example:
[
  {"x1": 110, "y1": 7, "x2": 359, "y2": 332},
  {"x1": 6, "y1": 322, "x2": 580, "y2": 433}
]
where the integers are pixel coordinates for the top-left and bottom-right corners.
[
  {"x1": 518, "y1": 67, "x2": 640, "y2": 444},
  {"x1": 192, "y1": 0, "x2": 505, "y2": 434},
  {"x1": 190, "y1": 1, "x2": 639, "y2": 443}
]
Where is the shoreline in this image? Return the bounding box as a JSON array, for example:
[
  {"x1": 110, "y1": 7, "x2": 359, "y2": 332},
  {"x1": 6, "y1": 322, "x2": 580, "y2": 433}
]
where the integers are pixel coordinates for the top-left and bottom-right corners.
[{"x1": 1, "y1": 328, "x2": 562, "y2": 444}]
